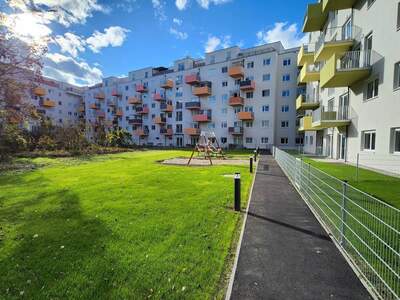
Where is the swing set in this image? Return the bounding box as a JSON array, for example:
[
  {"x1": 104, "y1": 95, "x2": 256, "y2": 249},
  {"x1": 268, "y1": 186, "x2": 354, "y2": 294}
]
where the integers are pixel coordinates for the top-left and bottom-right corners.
[{"x1": 187, "y1": 131, "x2": 226, "y2": 166}]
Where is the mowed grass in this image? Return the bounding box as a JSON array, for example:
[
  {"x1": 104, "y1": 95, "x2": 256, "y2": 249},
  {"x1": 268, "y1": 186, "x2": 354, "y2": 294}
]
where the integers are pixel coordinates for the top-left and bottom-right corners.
[
  {"x1": 300, "y1": 157, "x2": 400, "y2": 209},
  {"x1": 0, "y1": 151, "x2": 252, "y2": 299}
]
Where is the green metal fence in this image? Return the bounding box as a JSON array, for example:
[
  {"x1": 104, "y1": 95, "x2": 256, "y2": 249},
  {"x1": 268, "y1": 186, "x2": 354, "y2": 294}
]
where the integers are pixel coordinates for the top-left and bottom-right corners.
[{"x1": 273, "y1": 147, "x2": 400, "y2": 300}]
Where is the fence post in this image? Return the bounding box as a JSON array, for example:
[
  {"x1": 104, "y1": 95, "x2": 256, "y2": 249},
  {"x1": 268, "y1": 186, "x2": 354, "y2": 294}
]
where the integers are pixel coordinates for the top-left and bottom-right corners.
[
  {"x1": 356, "y1": 153, "x2": 359, "y2": 182},
  {"x1": 340, "y1": 180, "x2": 348, "y2": 247},
  {"x1": 234, "y1": 173, "x2": 241, "y2": 211}
]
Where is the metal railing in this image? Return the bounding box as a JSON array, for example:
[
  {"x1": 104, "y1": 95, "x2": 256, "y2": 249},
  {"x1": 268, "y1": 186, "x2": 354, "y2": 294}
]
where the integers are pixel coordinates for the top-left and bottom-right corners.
[
  {"x1": 336, "y1": 50, "x2": 381, "y2": 71},
  {"x1": 312, "y1": 105, "x2": 350, "y2": 122},
  {"x1": 315, "y1": 24, "x2": 362, "y2": 55},
  {"x1": 273, "y1": 147, "x2": 400, "y2": 300}
]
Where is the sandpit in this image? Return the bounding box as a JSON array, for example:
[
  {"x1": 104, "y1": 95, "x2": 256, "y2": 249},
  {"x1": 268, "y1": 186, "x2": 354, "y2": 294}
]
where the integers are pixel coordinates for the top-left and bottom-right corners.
[{"x1": 161, "y1": 157, "x2": 248, "y2": 166}]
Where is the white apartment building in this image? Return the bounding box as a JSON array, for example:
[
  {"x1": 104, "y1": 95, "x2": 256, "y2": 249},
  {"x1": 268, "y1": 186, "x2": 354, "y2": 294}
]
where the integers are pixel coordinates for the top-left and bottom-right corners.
[
  {"x1": 85, "y1": 42, "x2": 301, "y2": 149},
  {"x1": 31, "y1": 78, "x2": 85, "y2": 128},
  {"x1": 298, "y1": 0, "x2": 400, "y2": 174}
]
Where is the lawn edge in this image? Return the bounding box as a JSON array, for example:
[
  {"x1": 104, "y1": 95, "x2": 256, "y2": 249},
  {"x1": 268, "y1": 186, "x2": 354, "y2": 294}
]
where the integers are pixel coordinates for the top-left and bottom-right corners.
[{"x1": 222, "y1": 160, "x2": 258, "y2": 300}]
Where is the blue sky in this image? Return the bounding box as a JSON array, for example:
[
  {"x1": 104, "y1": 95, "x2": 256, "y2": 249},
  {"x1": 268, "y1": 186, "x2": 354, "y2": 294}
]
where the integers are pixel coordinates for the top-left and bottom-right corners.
[{"x1": 2, "y1": 0, "x2": 310, "y2": 86}]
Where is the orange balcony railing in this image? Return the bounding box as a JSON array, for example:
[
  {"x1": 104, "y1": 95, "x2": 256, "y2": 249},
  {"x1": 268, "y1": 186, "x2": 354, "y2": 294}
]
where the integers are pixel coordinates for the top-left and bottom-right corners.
[
  {"x1": 193, "y1": 110, "x2": 212, "y2": 122},
  {"x1": 160, "y1": 103, "x2": 173, "y2": 112},
  {"x1": 228, "y1": 65, "x2": 244, "y2": 78},
  {"x1": 94, "y1": 92, "x2": 105, "y2": 100},
  {"x1": 193, "y1": 86, "x2": 212, "y2": 97},
  {"x1": 134, "y1": 128, "x2": 149, "y2": 136},
  {"x1": 136, "y1": 84, "x2": 148, "y2": 93},
  {"x1": 185, "y1": 74, "x2": 200, "y2": 85},
  {"x1": 39, "y1": 99, "x2": 56, "y2": 108},
  {"x1": 89, "y1": 103, "x2": 99, "y2": 110},
  {"x1": 154, "y1": 116, "x2": 166, "y2": 124},
  {"x1": 111, "y1": 90, "x2": 121, "y2": 97},
  {"x1": 239, "y1": 80, "x2": 255, "y2": 91},
  {"x1": 161, "y1": 128, "x2": 173, "y2": 136},
  {"x1": 153, "y1": 93, "x2": 165, "y2": 101},
  {"x1": 115, "y1": 110, "x2": 123, "y2": 117},
  {"x1": 128, "y1": 97, "x2": 141, "y2": 105},
  {"x1": 33, "y1": 87, "x2": 46, "y2": 96},
  {"x1": 228, "y1": 96, "x2": 244, "y2": 106},
  {"x1": 161, "y1": 79, "x2": 174, "y2": 89},
  {"x1": 184, "y1": 128, "x2": 200, "y2": 135},
  {"x1": 237, "y1": 111, "x2": 254, "y2": 121},
  {"x1": 136, "y1": 106, "x2": 149, "y2": 114}
]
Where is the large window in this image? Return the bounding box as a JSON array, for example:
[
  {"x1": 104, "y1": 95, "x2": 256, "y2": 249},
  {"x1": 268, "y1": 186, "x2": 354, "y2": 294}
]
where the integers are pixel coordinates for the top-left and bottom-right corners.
[
  {"x1": 394, "y1": 62, "x2": 400, "y2": 89},
  {"x1": 391, "y1": 128, "x2": 400, "y2": 153},
  {"x1": 362, "y1": 130, "x2": 376, "y2": 151},
  {"x1": 366, "y1": 78, "x2": 379, "y2": 99}
]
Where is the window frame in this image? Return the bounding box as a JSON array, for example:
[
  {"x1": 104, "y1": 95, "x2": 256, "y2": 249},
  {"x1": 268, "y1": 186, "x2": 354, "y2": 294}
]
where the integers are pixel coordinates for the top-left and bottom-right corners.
[
  {"x1": 392, "y1": 128, "x2": 400, "y2": 154},
  {"x1": 362, "y1": 130, "x2": 376, "y2": 151},
  {"x1": 394, "y1": 61, "x2": 400, "y2": 90},
  {"x1": 365, "y1": 77, "x2": 379, "y2": 100}
]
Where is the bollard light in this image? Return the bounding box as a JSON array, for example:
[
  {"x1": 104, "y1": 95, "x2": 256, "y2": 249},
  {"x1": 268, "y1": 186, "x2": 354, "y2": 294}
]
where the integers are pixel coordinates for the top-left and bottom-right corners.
[
  {"x1": 249, "y1": 157, "x2": 253, "y2": 173},
  {"x1": 234, "y1": 173, "x2": 241, "y2": 211}
]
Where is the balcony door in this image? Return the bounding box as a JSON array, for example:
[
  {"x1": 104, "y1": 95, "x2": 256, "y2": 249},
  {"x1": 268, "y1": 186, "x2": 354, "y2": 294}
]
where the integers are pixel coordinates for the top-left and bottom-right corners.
[
  {"x1": 364, "y1": 33, "x2": 373, "y2": 65},
  {"x1": 338, "y1": 93, "x2": 349, "y2": 120},
  {"x1": 337, "y1": 133, "x2": 347, "y2": 160},
  {"x1": 176, "y1": 137, "x2": 183, "y2": 147}
]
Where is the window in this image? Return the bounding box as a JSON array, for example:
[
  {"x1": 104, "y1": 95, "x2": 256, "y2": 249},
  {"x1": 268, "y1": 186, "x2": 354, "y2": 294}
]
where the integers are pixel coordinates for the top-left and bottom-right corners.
[
  {"x1": 221, "y1": 137, "x2": 227, "y2": 144},
  {"x1": 176, "y1": 124, "x2": 182, "y2": 133},
  {"x1": 261, "y1": 120, "x2": 269, "y2": 128},
  {"x1": 280, "y1": 137, "x2": 288, "y2": 144},
  {"x1": 263, "y1": 58, "x2": 271, "y2": 65},
  {"x1": 244, "y1": 106, "x2": 253, "y2": 112},
  {"x1": 262, "y1": 89, "x2": 270, "y2": 97},
  {"x1": 391, "y1": 128, "x2": 400, "y2": 153},
  {"x1": 245, "y1": 121, "x2": 253, "y2": 128},
  {"x1": 246, "y1": 92, "x2": 254, "y2": 99},
  {"x1": 246, "y1": 137, "x2": 253, "y2": 143},
  {"x1": 222, "y1": 66, "x2": 228, "y2": 73},
  {"x1": 221, "y1": 121, "x2": 227, "y2": 128},
  {"x1": 151, "y1": 103, "x2": 156, "y2": 108},
  {"x1": 282, "y1": 74, "x2": 290, "y2": 81},
  {"x1": 262, "y1": 105, "x2": 269, "y2": 112},
  {"x1": 310, "y1": 136, "x2": 313, "y2": 145},
  {"x1": 176, "y1": 111, "x2": 182, "y2": 121},
  {"x1": 362, "y1": 130, "x2": 376, "y2": 151},
  {"x1": 222, "y1": 81, "x2": 228, "y2": 87},
  {"x1": 261, "y1": 137, "x2": 269, "y2": 144},
  {"x1": 295, "y1": 137, "x2": 304, "y2": 145},
  {"x1": 283, "y1": 59, "x2": 291, "y2": 66},
  {"x1": 263, "y1": 73, "x2": 271, "y2": 81},
  {"x1": 397, "y1": 2, "x2": 400, "y2": 30},
  {"x1": 394, "y1": 62, "x2": 400, "y2": 89},
  {"x1": 281, "y1": 121, "x2": 289, "y2": 128},
  {"x1": 281, "y1": 105, "x2": 289, "y2": 112},
  {"x1": 247, "y1": 61, "x2": 254, "y2": 68},
  {"x1": 282, "y1": 90, "x2": 290, "y2": 97},
  {"x1": 366, "y1": 78, "x2": 379, "y2": 99}
]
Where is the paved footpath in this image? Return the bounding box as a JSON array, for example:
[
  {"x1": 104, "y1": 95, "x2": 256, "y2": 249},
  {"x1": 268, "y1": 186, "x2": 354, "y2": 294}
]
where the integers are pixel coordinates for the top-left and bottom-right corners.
[{"x1": 229, "y1": 155, "x2": 371, "y2": 300}]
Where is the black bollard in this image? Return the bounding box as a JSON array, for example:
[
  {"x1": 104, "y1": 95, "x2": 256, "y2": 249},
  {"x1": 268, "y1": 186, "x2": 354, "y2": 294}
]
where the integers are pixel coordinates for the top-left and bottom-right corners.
[
  {"x1": 234, "y1": 173, "x2": 241, "y2": 211},
  {"x1": 253, "y1": 150, "x2": 257, "y2": 162},
  {"x1": 250, "y1": 157, "x2": 253, "y2": 173}
]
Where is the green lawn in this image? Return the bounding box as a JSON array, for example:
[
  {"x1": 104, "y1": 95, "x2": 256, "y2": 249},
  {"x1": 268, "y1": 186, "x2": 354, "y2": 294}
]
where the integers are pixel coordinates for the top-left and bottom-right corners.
[
  {"x1": 300, "y1": 157, "x2": 400, "y2": 209},
  {"x1": 0, "y1": 151, "x2": 252, "y2": 299}
]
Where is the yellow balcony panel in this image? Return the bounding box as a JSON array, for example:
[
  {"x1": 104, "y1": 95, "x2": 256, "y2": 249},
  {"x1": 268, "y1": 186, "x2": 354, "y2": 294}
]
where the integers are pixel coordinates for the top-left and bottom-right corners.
[
  {"x1": 296, "y1": 94, "x2": 320, "y2": 111},
  {"x1": 298, "y1": 45, "x2": 314, "y2": 66},
  {"x1": 322, "y1": 0, "x2": 358, "y2": 14},
  {"x1": 302, "y1": 2, "x2": 327, "y2": 32},
  {"x1": 34, "y1": 87, "x2": 46, "y2": 96},
  {"x1": 298, "y1": 63, "x2": 320, "y2": 84},
  {"x1": 41, "y1": 99, "x2": 56, "y2": 108},
  {"x1": 298, "y1": 116, "x2": 314, "y2": 132},
  {"x1": 314, "y1": 40, "x2": 354, "y2": 62},
  {"x1": 228, "y1": 65, "x2": 244, "y2": 78},
  {"x1": 320, "y1": 52, "x2": 372, "y2": 88}
]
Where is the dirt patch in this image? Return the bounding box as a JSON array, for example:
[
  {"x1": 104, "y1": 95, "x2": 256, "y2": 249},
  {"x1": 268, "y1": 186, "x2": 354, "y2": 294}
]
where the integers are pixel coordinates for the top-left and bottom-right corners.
[{"x1": 161, "y1": 157, "x2": 248, "y2": 166}]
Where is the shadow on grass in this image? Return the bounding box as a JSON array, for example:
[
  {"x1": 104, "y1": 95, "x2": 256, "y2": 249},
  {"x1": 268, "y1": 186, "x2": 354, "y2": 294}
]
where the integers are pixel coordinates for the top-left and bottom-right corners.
[{"x1": 0, "y1": 188, "x2": 119, "y2": 299}]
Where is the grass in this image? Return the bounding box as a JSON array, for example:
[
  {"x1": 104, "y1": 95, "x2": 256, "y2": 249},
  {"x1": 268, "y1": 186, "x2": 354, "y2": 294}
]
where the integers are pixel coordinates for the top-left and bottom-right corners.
[
  {"x1": 299, "y1": 157, "x2": 400, "y2": 209},
  {"x1": 0, "y1": 150, "x2": 253, "y2": 299}
]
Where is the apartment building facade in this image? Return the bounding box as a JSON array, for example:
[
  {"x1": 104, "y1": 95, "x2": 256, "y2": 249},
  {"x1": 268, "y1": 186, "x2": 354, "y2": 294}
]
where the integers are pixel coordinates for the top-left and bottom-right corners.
[
  {"x1": 85, "y1": 42, "x2": 301, "y2": 149},
  {"x1": 298, "y1": 0, "x2": 400, "y2": 174},
  {"x1": 30, "y1": 78, "x2": 85, "y2": 128}
]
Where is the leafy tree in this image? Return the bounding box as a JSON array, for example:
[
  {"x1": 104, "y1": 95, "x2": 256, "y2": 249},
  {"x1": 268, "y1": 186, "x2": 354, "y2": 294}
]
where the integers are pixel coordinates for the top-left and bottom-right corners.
[{"x1": 106, "y1": 129, "x2": 132, "y2": 148}]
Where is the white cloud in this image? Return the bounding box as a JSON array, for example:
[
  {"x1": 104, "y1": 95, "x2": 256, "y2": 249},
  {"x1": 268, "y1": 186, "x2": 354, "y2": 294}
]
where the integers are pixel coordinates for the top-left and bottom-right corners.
[
  {"x1": 173, "y1": 18, "x2": 183, "y2": 25},
  {"x1": 55, "y1": 33, "x2": 86, "y2": 57},
  {"x1": 196, "y1": 0, "x2": 231, "y2": 9},
  {"x1": 256, "y1": 22, "x2": 307, "y2": 49},
  {"x1": 151, "y1": 0, "x2": 167, "y2": 21},
  {"x1": 175, "y1": 0, "x2": 188, "y2": 10},
  {"x1": 43, "y1": 53, "x2": 103, "y2": 86},
  {"x1": 86, "y1": 26, "x2": 130, "y2": 53},
  {"x1": 116, "y1": 0, "x2": 136, "y2": 13},
  {"x1": 169, "y1": 28, "x2": 188, "y2": 40},
  {"x1": 204, "y1": 34, "x2": 231, "y2": 53}
]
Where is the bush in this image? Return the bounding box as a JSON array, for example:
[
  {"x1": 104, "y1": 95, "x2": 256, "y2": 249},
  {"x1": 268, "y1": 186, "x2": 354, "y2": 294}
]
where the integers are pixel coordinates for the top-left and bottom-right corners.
[{"x1": 0, "y1": 124, "x2": 28, "y2": 161}]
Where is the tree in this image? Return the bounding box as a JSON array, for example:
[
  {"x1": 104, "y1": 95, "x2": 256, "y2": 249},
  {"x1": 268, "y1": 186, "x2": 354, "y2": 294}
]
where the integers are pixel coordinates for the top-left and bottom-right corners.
[{"x1": 106, "y1": 129, "x2": 132, "y2": 148}]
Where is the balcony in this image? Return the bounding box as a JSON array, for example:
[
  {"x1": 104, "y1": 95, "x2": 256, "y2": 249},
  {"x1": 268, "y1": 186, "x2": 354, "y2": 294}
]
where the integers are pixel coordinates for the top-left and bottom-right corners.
[
  {"x1": 229, "y1": 96, "x2": 244, "y2": 106},
  {"x1": 107, "y1": 100, "x2": 116, "y2": 107},
  {"x1": 111, "y1": 90, "x2": 121, "y2": 97},
  {"x1": 128, "y1": 117, "x2": 142, "y2": 125},
  {"x1": 136, "y1": 106, "x2": 149, "y2": 114},
  {"x1": 193, "y1": 82, "x2": 212, "y2": 96},
  {"x1": 322, "y1": 0, "x2": 358, "y2": 15},
  {"x1": 128, "y1": 97, "x2": 141, "y2": 105},
  {"x1": 33, "y1": 87, "x2": 46, "y2": 96},
  {"x1": 311, "y1": 106, "x2": 351, "y2": 130},
  {"x1": 302, "y1": 2, "x2": 326, "y2": 32},
  {"x1": 185, "y1": 101, "x2": 201, "y2": 110},
  {"x1": 160, "y1": 103, "x2": 173, "y2": 112},
  {"x1": 237, "y1": 111, "x2": 254, "y2": 121},
  {"x1": 298, "y1": 63, "x2": 320, "y2": 83},
  {"x1": 320, "y1": 50, "x2": 376, "y2": 88},
  {"x1": 160, "y1": 128, "x2": 173, "y2": 136},
  {"x1": 115, "y1": 110, "x2": 123, "y2": 117},
  {"x1": 89, "y1": 103, "x2": 99, "y2": 110},
  {"x1": 239, "y1": 80, "x2": 255, "y2": 91},
  {"x1": 228, "y1": 126, "x2": 244, "y2": 135},
  {"x1": 39, "y1": 99, "x2": 56, "y2": 108},
  {"x1": 297, "y1": 44, "x2": 315, "y2": 67},
  {"x1": 154, "y1": 116, "x2": 166, "y2": 124},
  {"x1": 298, "y1": 116, "x2": 313, "y2": 132},
  {"x1": 79, "y1": 106, "x2": 85, "y2": 112},
  {"x1": 96, "y1": 111, "x2": 105, "y2": 119},
  {"x1": 185, "y1": 74, "x2": 200, "y2": 85},
  {"x1": 193, "y1": 110, "x2": 212, "y2": 122},
  {"x1": 184, "y1": 128, "x2": 200, "y2": 136},
  {"x1": 153, "y1": 93, "x2": 165, "y2": 101},
  {"x1": 136, "y1": 84, "x2": 148, "y2": 93},
  {"x1": 296, "y1": 94, "x2": 320, "y2": 111},
  {"x1": 134, "y1": 128, "x2": 149, "y2": 136},
  {"x1": 161, "y1": 79, "x2": 174, "y2": 89},
  {"x1": 228, "y1": 65, "x2": 244, "y2": 78},
  {"x1": 314, "y1": 25, "x2": 361, "y2": 62},
  {"x1": 94, "y1": 92, "x2": 105, "y2": 100}
]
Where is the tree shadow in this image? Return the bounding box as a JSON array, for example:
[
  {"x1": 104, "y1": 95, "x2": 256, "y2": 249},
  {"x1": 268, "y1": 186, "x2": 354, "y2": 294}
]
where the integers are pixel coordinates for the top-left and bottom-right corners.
[{"x1": 0, "y1": 188, "x2": 120, "y2": 299}]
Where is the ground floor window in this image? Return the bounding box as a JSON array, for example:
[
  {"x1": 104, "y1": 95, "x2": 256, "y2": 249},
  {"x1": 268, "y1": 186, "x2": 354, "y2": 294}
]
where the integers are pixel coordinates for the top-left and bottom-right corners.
[
  {"x1": 261, "y1": 137, "x2": 269, "y2": 144},
  {"x1": 362, "y1": 130, "x2": 376, "y2": 151},
  {"x1": 245, "y1": 137, "x2": 253, "y2": 144},
  {"x1": 391, "y1": 128, "x2": 400, "y2": 153},
  {"x1": 280, "y1": 137, "x2": 288, "y2": 145}
]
